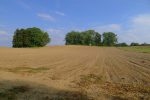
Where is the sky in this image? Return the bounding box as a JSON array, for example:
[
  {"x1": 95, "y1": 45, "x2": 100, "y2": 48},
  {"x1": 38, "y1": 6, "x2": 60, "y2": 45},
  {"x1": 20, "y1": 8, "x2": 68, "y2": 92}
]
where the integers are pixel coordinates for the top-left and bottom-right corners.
[{"x1": 0, "y1": 0, "x2": 150, "y2": 46}]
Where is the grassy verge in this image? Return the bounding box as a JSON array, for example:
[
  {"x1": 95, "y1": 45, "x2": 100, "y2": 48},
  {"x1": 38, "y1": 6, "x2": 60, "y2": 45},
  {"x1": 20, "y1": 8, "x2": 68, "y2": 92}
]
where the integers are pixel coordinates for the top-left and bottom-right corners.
[{"x1": 118, "y1": 46, "x2": 150, "y2": 53}]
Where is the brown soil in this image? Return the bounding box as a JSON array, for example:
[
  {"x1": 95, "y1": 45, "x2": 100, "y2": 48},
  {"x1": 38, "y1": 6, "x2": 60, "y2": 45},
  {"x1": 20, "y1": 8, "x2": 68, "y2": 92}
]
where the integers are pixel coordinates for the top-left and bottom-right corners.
[{"x1": 0, "y1": 46, "x2": 150, "y2": 100}]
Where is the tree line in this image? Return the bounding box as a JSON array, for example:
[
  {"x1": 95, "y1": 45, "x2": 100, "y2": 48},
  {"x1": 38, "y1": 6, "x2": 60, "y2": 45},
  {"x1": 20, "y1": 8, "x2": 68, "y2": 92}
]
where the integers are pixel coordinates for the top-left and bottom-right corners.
[
  {"x1": 65, "y1": 30, "x2": 101, "y2": 46},
  {"x1": 65, "y1": 30, "x2": 150, "y2": 47},
  {"x1": 115, "y1": 42, "x2": 150, "y2": 47},
  {"x1": 65, "y1": 30, "x2": 117, "y2": 46},
  {"x1": 12, "y1": 27, "x2": 149, "y2": 48}
]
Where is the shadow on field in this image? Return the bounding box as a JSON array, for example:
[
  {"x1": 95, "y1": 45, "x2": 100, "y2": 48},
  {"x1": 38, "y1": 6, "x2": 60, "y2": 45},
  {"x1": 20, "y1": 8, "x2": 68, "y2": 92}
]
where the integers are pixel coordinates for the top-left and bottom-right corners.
[
  {"x1": 0, "y1": 79, "x2": 147, "y2": 100},
  {"x1": 0, "y1": 80, "x2": 91, "y2": 100}
]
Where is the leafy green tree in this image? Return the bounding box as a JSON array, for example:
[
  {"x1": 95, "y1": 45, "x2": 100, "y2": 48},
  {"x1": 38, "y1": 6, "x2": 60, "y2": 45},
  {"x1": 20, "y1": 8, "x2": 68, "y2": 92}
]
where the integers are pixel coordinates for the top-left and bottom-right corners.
[
  {"x1": 116, "y1": 42, "x2": 128, "y2": 47},
  {"x1": 13, "y1": 29, "x2": 24, "y2": 47},
  {"x1": 81, "y1": 30, "x2": 101, "y2": 46},
  {"x1": 130, "y1": 42, "x2": 140, "y2": 46},
  {"x1": 65, "y1": 30, "x2": 101, "y2": 46},
  {"x1": 140, "y1": 43, "x2": 150, "y2": 46},
  {"x1": 94, "y1": 32, "x2": 101, "y2": 46},
  {"x1": 65, "y1": 31, "x2": 82, "y2": 45},
  {"x1": 12, "y1": 27, "x2": 50, "y2": 47},
  {"x1": 81, "y1": 31, "x2": 93, "y2": 45},
  {"x1": 102, "y1": 32, "x2": 117, "y2": 46}
]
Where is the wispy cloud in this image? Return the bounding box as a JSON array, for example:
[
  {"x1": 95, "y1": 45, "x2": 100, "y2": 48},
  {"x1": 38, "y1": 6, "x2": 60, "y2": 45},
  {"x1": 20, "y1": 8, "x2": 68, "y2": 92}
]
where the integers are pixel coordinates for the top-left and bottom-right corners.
[
  {"x1": 0, "y1": 37, "x2": 10, "y2": 40},
  {"x1": 37, "y1": 13, "x2": 55, "y2": 22},
  {"x1": 47, "y1": 28, "x2": 66, "y2": 45},
  {"x1": 93, "y1": 14, "x2": 150, "y2": 44},
  {"x1": 17, "y1": 0, "x2": 31, "y2": 10},
  {"x1": 132, "y1": 14, "x2": 150, "y2": 26},
  {"x1": 0, "y1": 27, "x2": 14, "y2": 46},
  {"x1": 47, "y1": 28, "x2": 64, "y2": 34},
  {"x1": 0, "y1": 30, "x2": 7, "y2": 35},
  {"x1": 119, "y1": 14, "x2": 150, "y2": 43},
  {"x1": 94, "y1": 24, "x2": 121, "y2": 33},
  {"x1": 55, "y1": 11, "x2": 65, "y2": 16}
]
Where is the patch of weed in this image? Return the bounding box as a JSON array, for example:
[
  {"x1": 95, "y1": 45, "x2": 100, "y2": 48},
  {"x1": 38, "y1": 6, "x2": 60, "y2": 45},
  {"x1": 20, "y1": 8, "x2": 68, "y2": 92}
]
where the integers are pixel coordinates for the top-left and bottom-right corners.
[
  {"x1": 76, "y1": 74, "x2": 150, "y2": 100},
  {"x1": 8, "y1": 67, "x2": 49, "y2": 73}
]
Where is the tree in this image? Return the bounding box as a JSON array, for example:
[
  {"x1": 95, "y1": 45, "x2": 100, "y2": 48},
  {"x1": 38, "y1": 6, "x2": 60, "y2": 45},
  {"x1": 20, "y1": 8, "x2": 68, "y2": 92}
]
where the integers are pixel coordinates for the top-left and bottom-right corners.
[
  {"x1": 140, "y1": 43, "x2": 150, "y2": 46},
  {"x1": 94, "y1": 32, "x2": 101, "y2": 46},
  {"x1": 81, "y1": 30, "x2": 101, "y2": 46},
  {"x1": 65, "y1": 30, "x2": 101, "y2": 46},
  {"x1": 13, "y1": 29, "x2": 24, "y2": 47},
  {"x1": 116, "y1": 42, "x2": 128, "y2": 47},
  {"x1": 130, "y1": 42, "x2": 139, "y2": 46},
  {"x1": 65, "y1": 31, "x2": 82, "y2": 45},
  {"x1": 81, "y1": 30, "x2": 93, "y2": 45},
  {"x1": 12, "y1": 27, "x2": 50, "y2": 47},
  {"x1": 102, "y1": 32, "x2": 117, "y2": 46}
]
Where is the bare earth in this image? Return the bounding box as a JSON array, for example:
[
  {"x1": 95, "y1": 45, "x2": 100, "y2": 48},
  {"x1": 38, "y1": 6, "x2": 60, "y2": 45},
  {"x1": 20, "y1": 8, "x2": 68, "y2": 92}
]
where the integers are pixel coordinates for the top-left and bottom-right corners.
[{"x1": 0, "y1": 46, "x2": 150, "y2": 100}]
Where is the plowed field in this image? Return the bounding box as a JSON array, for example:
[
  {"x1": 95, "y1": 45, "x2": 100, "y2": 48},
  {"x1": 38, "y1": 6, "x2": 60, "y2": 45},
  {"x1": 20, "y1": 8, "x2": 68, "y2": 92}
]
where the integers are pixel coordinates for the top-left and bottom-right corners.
[{"x1": 0, "y1": 46, "x2": 150, "y2": 100}]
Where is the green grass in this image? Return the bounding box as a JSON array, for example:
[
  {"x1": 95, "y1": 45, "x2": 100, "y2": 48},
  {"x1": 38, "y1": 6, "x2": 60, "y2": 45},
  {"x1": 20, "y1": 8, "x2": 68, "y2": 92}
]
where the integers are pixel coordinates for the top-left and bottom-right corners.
[{"x1": 119, "y1": 46, "x2": 150, "y2": 53}]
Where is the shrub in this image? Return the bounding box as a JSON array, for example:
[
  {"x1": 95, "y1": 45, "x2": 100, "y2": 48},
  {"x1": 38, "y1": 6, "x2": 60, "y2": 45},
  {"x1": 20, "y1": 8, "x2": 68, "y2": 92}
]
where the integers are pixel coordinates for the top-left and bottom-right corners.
[
  {"x1": 130, "y1": 42, "x2": 140, "y2": 46},
  {"x1": 116, "y1": 42, "x2": 128, "y2": 47}
]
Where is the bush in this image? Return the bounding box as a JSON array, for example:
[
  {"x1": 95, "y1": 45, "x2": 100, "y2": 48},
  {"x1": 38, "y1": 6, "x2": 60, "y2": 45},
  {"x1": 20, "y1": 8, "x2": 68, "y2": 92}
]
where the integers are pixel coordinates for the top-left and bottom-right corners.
[
  {"x1": 140, "y1": 43, "x2": 150, "y2": 46},
  {"x1": 116, "y1": 42, "x2": 128, "y2": 47},
  {"x1": 12, "y1": 27, "x2": 50, "y2": 48},
  {"x1": 130, "y1": 42, "x2": 140, "y2": 46}
]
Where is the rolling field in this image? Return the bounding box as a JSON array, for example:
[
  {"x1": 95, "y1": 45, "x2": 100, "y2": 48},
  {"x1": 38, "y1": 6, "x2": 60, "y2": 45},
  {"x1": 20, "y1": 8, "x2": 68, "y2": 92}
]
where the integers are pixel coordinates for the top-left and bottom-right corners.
[{"x1": 0, "y1": 46, "x2": 150, "y2": 100}]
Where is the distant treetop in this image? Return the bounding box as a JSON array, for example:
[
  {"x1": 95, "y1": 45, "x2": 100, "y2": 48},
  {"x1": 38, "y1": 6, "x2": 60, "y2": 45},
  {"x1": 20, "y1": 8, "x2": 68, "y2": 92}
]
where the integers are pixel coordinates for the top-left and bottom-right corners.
[
  {"x1": 12, "y1": 27, "x2": 50, "y2": 48},
  {"x1": 65, "y1": 30, "x2": 118, "y2": 46},
  {"x1": 102, "y1": 32, "x2": 117, "y2": 46},
  {"x1": 65, "y1": 30, "x2": 101, "y2": 46}
]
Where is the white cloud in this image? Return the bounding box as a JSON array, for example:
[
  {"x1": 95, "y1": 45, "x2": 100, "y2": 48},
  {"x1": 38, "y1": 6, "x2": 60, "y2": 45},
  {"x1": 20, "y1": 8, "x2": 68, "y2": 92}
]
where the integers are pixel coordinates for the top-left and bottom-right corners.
[
  {"x1": 47, "y1": 28, "x2": 64, "y2": 34},
  {"x1": 0, "y1": 37, "x2": 10, "y2": 40},
  {"x1": 132, "y1": 14, "x2": 150, "y2": 26},
  {"x1": 93, "y1": 14, "x2": 150, "y2": 44},
  {"x1": 94, "y1": 24, "x2": 121, "y2": 33},
  {"x1": 55, "y1": 11, "x2": 65, "y2": 16},
  {"x1": 37, "y1": 13, "x2": 55, "y2": 22},
  {"x1": 0, "y1": 30, "x2": 11, "y2": 46},
  {"x1": 119, "y1": 14, "x2": 150, "y2": 43},
  {"x1": 47, "y1": 28, "x2": 66, "y2": 45},
  {"x1": 0, "y1": 30, "x2": 7, "y2": 35}
]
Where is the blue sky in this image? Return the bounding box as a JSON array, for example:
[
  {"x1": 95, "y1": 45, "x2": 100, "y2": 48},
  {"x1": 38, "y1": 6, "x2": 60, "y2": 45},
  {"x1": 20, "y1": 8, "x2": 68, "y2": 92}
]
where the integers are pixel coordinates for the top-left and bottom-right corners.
[{"x1": 0, "y1": 0, "x2": 150, "y2": 46}]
